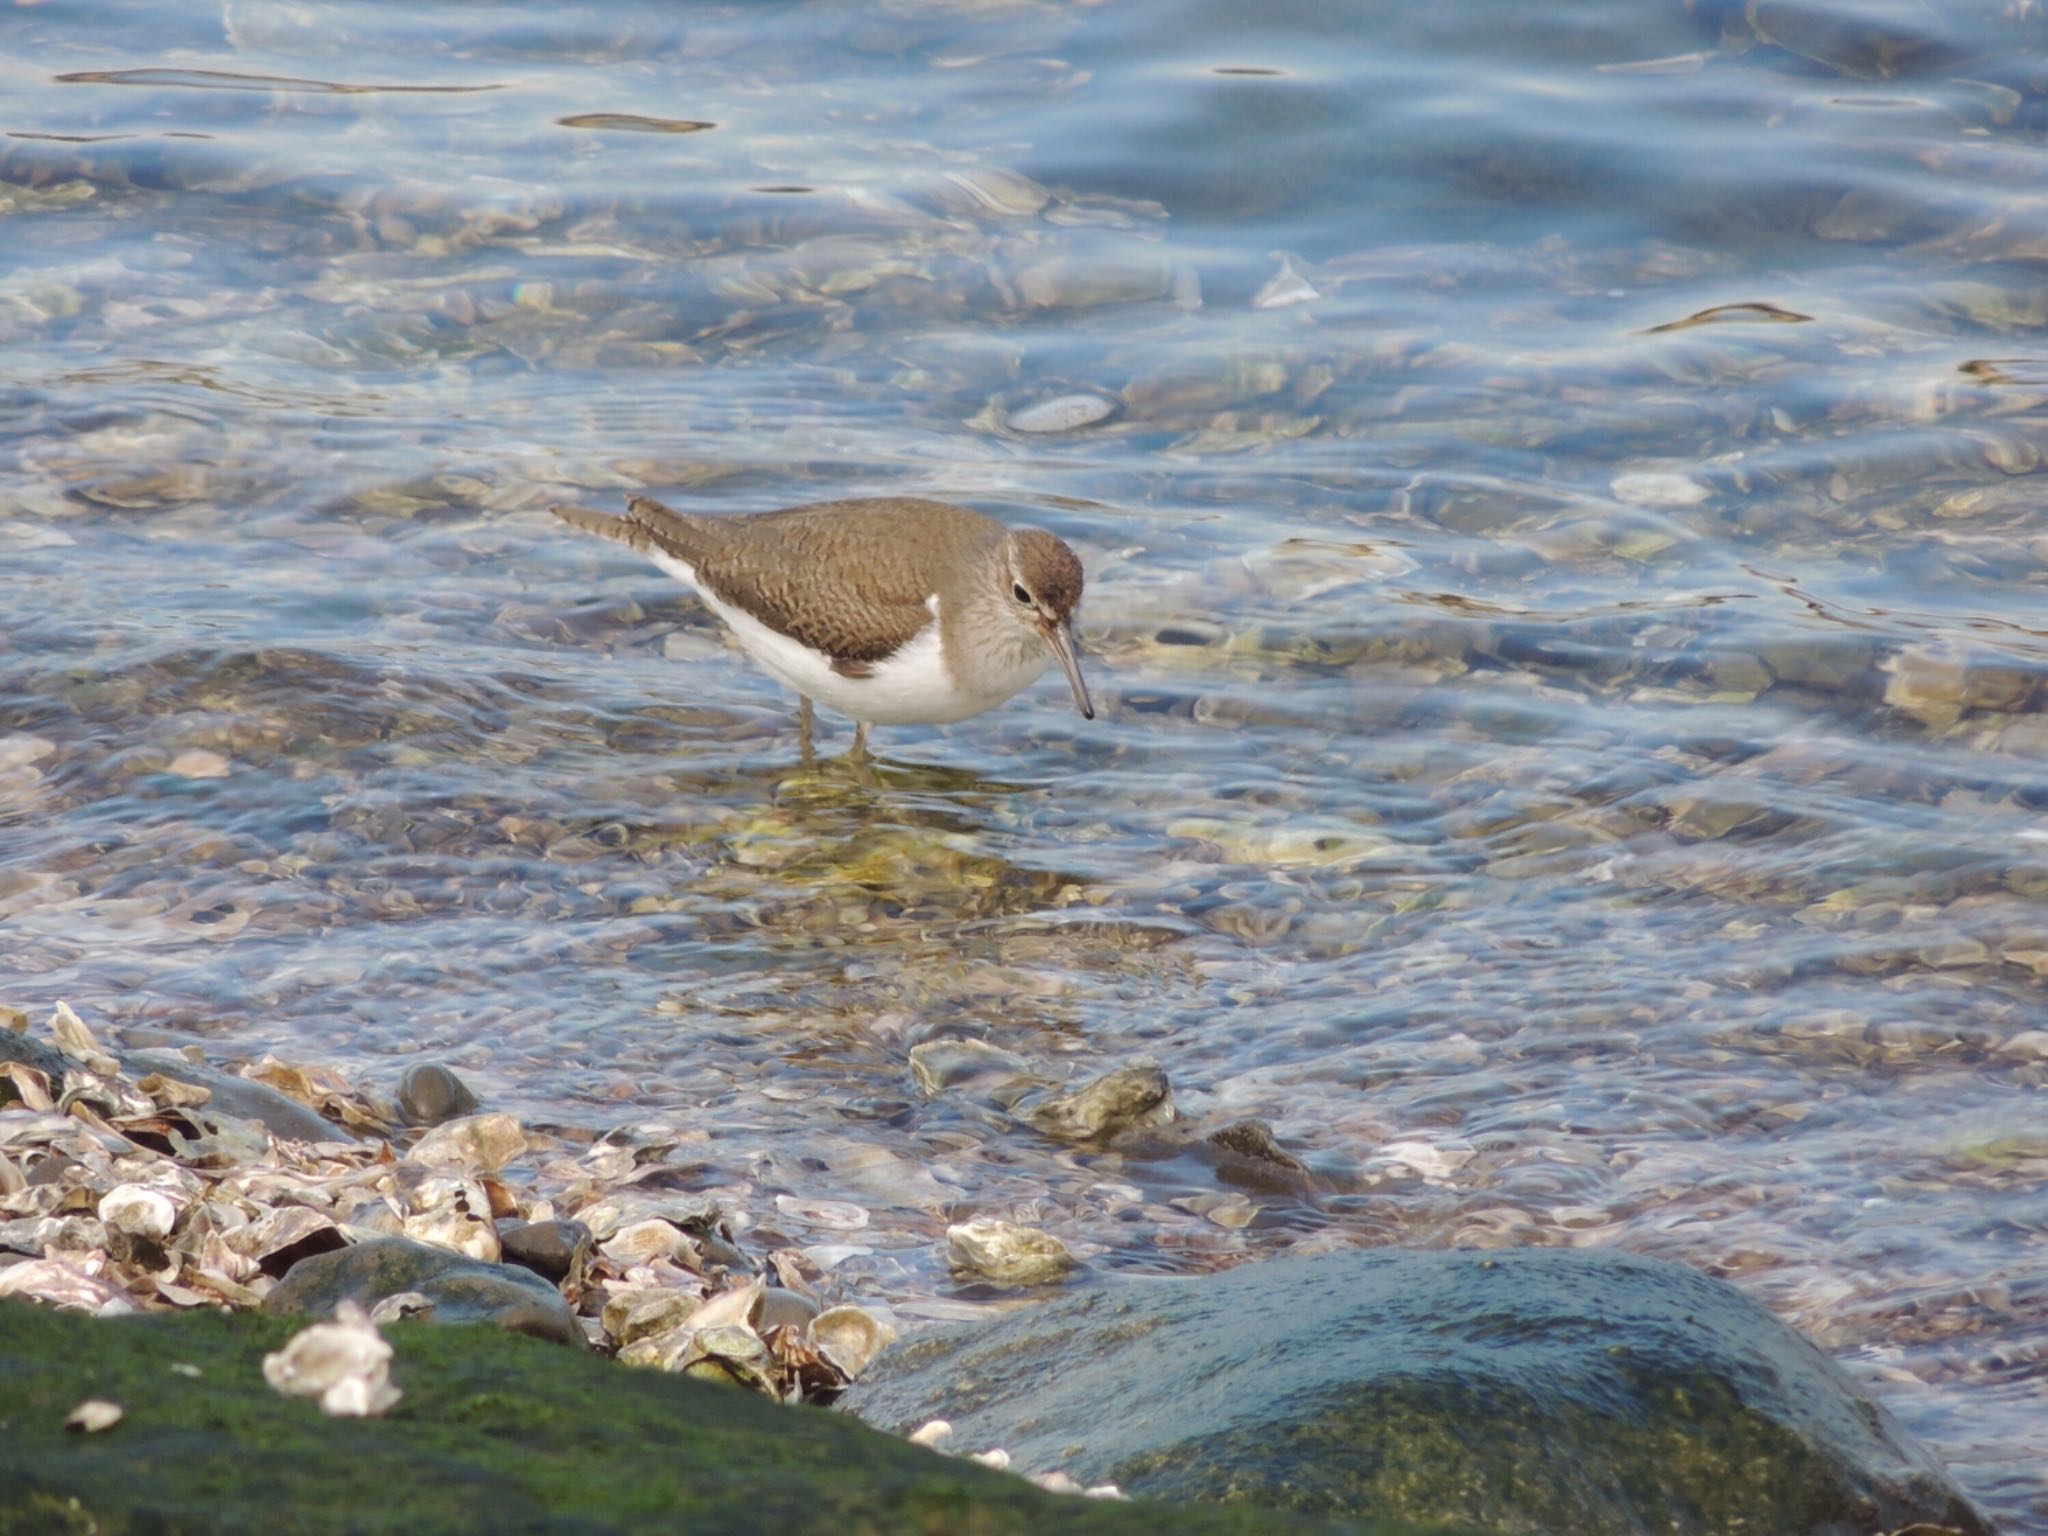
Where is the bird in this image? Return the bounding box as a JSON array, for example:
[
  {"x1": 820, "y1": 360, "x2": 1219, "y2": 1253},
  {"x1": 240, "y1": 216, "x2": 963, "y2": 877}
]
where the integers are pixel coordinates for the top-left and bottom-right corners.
[{"x1": 551, "y1": 493, "x2": 1094, "y2": 759}]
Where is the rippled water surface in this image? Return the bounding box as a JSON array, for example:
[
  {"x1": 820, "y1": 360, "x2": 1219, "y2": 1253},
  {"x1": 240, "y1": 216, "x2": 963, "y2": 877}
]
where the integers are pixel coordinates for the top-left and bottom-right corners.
[{"x1": 6, "y1": 0, "x2": 2048, "y2": 1523}]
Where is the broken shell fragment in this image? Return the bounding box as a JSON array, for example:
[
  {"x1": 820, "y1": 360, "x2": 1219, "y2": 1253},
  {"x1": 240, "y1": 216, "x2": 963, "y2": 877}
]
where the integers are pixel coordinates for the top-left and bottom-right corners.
[
  {"x1": 1252, "y1": 252, "x2": 1319, "y2": 309},
  {"x1": 947, "y1": 1217, "x2": 1079, "y2": 1286},
  {"x1": 0, "y1": 1257, "x2": 135, "y2": 1315},
  {"x1": 65, "y1": 1398, "x2": 123, "y2": 1433},
  {"x1": 676, "y1": 1323, "x2": 781, "y2": 1394},
  {"x1": 261, "y1": 1301, "x2": 402, "y2": 1418},
  {"x1": 808, "y1": 1304, "x2": 896, "y2": 1380},
  {"x1": 407, "y1": 1112, "x2": 526, "y2": 1173},
  {"x1": 97, "y1": 1184, "x2": 181, "y2": 1241},
  {"x1": 49, "y1": 1002, "x2": 120, "y2": 1077}
]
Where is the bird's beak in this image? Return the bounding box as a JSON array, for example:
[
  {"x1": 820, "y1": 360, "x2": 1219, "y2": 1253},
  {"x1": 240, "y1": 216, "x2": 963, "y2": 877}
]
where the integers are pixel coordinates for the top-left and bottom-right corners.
[{"x1": 1042, "y1": 618, "x2": 1095, "y2": 720}]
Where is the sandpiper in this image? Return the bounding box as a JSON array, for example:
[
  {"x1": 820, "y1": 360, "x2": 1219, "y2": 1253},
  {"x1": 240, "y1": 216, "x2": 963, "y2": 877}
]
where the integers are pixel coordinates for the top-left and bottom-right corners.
[{"x1": 552, "y1": 494, "x2": 1094, "y2": 757}]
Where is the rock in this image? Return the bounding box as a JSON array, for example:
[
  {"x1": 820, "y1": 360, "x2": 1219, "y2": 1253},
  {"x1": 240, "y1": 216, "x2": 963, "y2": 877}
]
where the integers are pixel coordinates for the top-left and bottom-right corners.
[
  {"x1": 1882, "y1": 646, "x2": 1969, "y2": 729},
  {"x1": 263, "y1": 1236, "x2": 584, "y2": 1348},
  {"x1": 0, "y1": 1028, "x2": 71, "y2": 1080},
  {"x1": 1610, "y1": 470, "x2": 1709, "y2": 508},
  {"x1": 847, "y1": 1248, "x2": 1990, "y2": 1536},
  {"x1": 499, "y1": 1219, "x2": 593, "y2": 1285},
  {"x1": 1203, "y1": 1119, "x2": 1317, "y2": 1195},
  {"x1": 166, "y1": 749, "x2": 231, "y2": 780},
  {"x1": 1006, "y1": 394, "x2": 1116, "y2": 434},
  {"x1": 1879, "y1": 646, "x2": 2037, "y2": 729},
  {"x1": 0, "y1": 1298, "x2": 1344, "y2": 1535},
  {"x1": 1757, "y1": 633, "x2": 1878, "y2": 692},
  {"x1": 395, "y1": 1062, "x2": 479, "y2": 1127},
  {"x1": 1744, "y1": 0, "x2": 1957, "y2": 80},
  {"x1": 1015, "y1": 250, "x2": 1174, "y2": 309},
  {"x1": 1025, "y1": 1063, "x2": 1175, "y2": 1142},
  {"x1": 127, "y1": 1050, "x2": 349, "y2": 1144}
]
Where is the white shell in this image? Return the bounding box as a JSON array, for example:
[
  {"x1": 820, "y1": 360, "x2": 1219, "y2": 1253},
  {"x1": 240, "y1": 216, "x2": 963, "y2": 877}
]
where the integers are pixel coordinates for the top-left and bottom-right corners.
[{"x1": 97, "y1": 1184, "x2": 180, "y2": 1241}]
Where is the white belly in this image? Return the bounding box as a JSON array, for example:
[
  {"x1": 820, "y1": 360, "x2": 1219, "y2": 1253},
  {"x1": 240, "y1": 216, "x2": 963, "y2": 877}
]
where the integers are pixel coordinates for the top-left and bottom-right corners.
[{"x1": 650, "y1": 551, "x2": 1051, "y2": 726}]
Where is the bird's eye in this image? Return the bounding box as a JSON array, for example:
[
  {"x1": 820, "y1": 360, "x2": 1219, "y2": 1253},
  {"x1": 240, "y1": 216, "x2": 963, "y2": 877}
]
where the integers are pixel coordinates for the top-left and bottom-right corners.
[{"x1": 1012, "y1": 582, "x2": 1032, "y2": 605}]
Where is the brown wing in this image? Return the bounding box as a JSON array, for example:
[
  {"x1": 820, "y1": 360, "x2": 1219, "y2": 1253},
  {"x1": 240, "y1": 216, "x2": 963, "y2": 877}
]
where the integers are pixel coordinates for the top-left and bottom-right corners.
[{"x1": 687, "y1": 498, "x2": 1002, "y2": 665}]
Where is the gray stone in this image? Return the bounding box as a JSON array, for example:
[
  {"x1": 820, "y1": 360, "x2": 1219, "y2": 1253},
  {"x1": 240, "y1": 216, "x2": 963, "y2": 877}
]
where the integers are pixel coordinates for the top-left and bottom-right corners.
[
  {"x1": 264, "y1": 1236, "x2": 584, "y2": 1348},
  {"x1": 127, "y1": 1050, "x2": 349, "y2": 1144},
  {"x1": 0, "y1": 1028, "x2": 71, "y2": 1080},
  {"x1": 498, "y1": 1219, "x2": 592, "y2": 1285},
  {"x1": 1006, "y1": 393, "x2": 1117, "y2": 435},
  {"x1": 1203, "y1": 1118, "x2": 1318, "y2": 1195},
  {"x1": 396, "y1": 1062, "x2": 480, "y2": 1127},
  {"x1": 847, "y1": 1248, "x2": 1988, "y2": 1536}
]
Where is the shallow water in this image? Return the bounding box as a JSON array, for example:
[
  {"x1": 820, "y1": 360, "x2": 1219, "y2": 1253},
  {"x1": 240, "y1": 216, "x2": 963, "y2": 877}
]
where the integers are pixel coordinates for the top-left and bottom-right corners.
[{"x1": 4, "y1": 0, "x2": 2047, "y2": 1523}]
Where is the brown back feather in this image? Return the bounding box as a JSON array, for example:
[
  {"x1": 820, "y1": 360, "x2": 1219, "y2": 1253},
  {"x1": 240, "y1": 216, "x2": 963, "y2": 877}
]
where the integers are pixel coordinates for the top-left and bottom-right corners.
[{"x1": 683, "y1": 497, "x2": 1005, "y2": 664}]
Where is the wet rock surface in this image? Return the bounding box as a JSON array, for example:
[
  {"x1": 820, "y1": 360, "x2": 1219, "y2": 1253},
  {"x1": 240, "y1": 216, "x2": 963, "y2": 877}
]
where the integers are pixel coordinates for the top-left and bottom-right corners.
[
  {"x1": 498, "y1": 1219, "x2": 593, "y2": 1285},
  {"x1": 127, "y1": 1050, "x2": 352, "y2": 1145},
  {"x1": 0, "y1": 1026, "x2": 71, "y2": 1081},
  {"x1": 848, "y1": 1248, "x2": 1992, "y2": 1536},
  {"x1": 263, "y1": 1236, "x2": 585, "y2": 1348},
  {"x1": 394, "y1": 1063, "x2": 480, "y2": 1128}
]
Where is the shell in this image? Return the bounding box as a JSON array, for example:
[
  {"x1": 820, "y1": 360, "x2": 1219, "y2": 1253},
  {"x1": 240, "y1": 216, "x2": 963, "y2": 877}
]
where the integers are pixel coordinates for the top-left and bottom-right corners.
[{"x1": 808, "y1": 1305, "x2": 897, "y2": 1380}]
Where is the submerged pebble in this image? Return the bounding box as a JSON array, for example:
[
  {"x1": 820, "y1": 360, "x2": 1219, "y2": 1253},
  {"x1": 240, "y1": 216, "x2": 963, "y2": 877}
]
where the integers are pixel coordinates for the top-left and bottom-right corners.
[
  {"x1": 395, "y1": 1063, "x2": 480, "y2": 1127},
  {"x1": 1005, "y1": 393, "x2": 1117, "y2": 434}
]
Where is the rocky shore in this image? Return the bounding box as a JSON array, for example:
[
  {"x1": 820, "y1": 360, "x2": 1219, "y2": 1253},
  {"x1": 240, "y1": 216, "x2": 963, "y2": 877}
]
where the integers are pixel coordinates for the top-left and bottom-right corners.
[{"x1": 0, "y1": 1002, "x2": 1996, "y2": 1535}]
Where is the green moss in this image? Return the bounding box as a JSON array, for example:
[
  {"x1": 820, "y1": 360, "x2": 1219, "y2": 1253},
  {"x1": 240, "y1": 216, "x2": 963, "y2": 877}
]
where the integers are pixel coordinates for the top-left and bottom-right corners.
[{"x1": 0, "y1": 1300, "x2": 1370, "y2": 1536}]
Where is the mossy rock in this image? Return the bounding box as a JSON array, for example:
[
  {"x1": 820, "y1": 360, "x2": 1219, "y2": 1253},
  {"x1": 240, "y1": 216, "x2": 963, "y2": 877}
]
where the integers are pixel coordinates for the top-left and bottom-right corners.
[
  {"x1": 0, "y1": 1299, "x2": 1409, "y2": 1536},
  {"x1": 847, "y1": 1249, "x2": 1988, "y2": 1536}
]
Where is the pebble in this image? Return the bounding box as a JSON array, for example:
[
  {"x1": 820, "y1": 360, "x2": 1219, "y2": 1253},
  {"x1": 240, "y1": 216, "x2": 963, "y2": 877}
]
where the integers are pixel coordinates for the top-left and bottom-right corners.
[
  {"x1": 1005, "y1": 393, "x2": 1116, "y2": 434},
  {"x1": 166, "y1": 749, "x2": 231, "y2": 779},
  {"x1": 1997, "y1": 1029, "x2": 2048, "y2": 1062},
  {"x1": 396, "y1": 1062, "x2": 480, "y2": 1126},
  {"x1": 1610, "y1": 471, "x2": 1709, "y2": 508},
  {"x1": 499, "y1": 1218, "x2": 593, "y2": 1284}
]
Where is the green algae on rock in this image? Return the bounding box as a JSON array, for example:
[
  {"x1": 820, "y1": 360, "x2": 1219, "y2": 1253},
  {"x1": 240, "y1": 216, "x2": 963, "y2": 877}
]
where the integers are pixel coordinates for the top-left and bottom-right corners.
[
  {"x1": 847, "y1": 1248, "x2": 1991, "y2": 1536},
  {"x1": 0, "y1": 1299, "x2": 1398, "y2": 1536}
]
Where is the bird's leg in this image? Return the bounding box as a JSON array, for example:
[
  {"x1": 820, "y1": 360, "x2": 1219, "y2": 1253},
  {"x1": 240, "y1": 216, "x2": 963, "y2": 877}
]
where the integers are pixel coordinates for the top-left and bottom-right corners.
[
  {"x1": 798, "y1": 697, "x2": 816, "y2": 765},
  {"x1": 851, "y1": 721, "x2": 869, "y2": 762}
]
